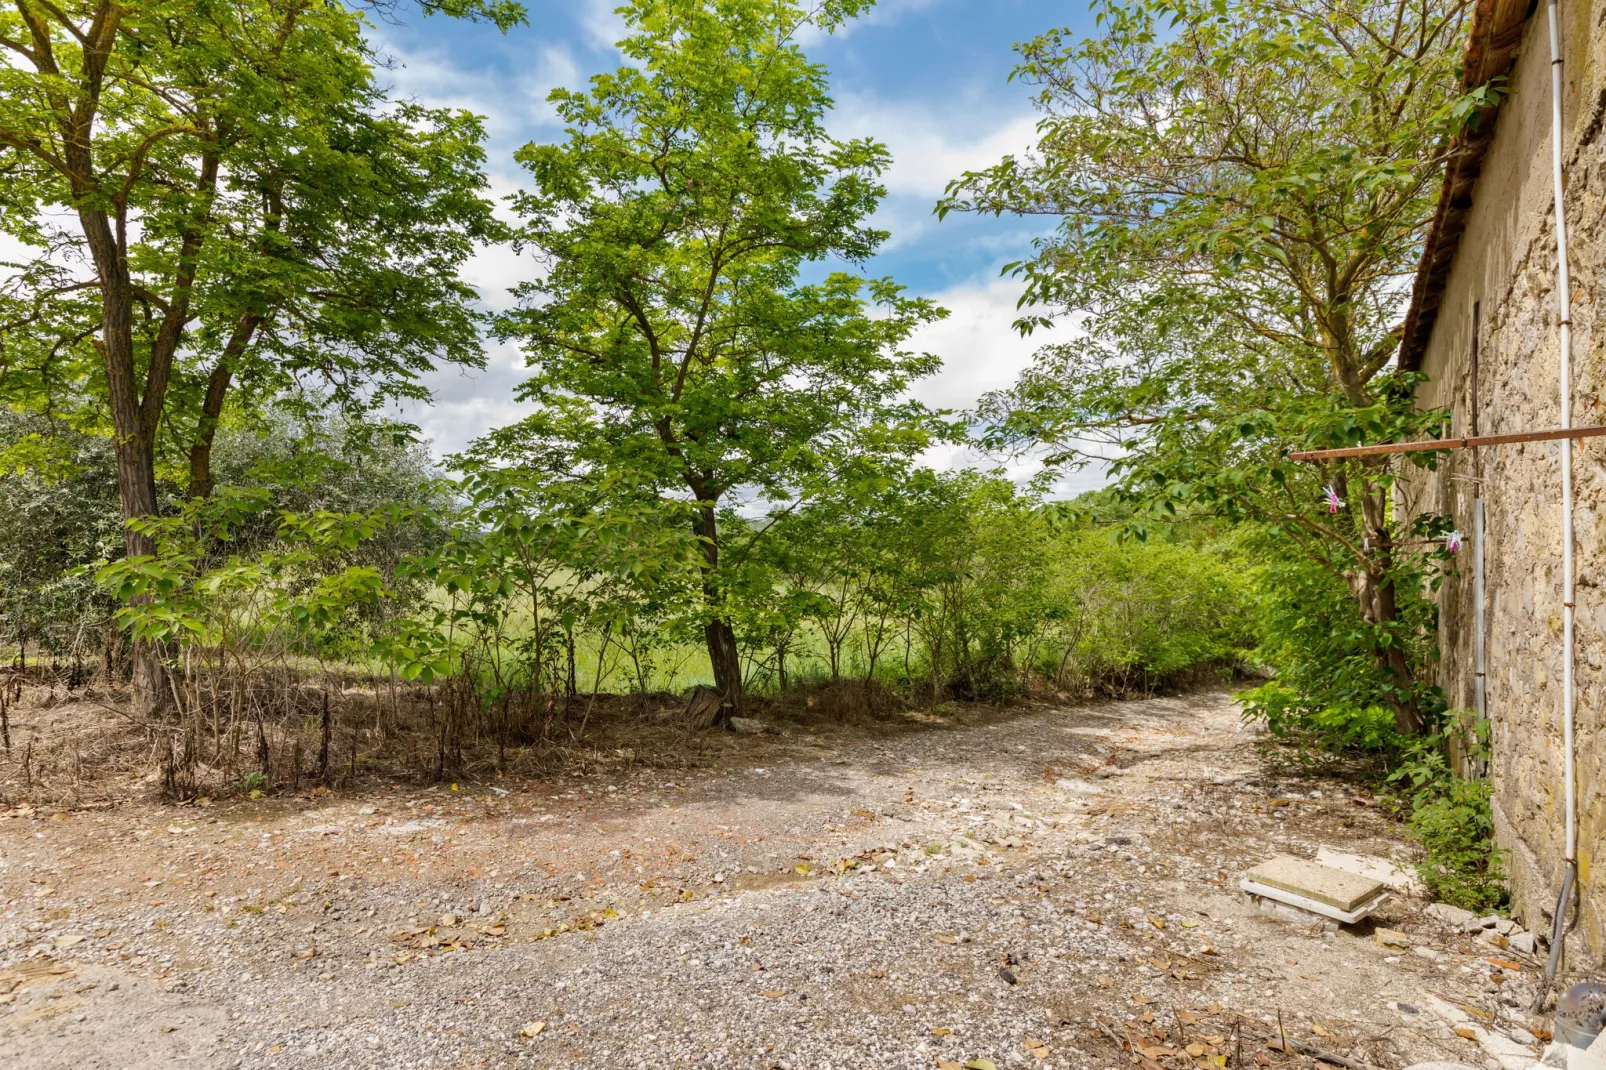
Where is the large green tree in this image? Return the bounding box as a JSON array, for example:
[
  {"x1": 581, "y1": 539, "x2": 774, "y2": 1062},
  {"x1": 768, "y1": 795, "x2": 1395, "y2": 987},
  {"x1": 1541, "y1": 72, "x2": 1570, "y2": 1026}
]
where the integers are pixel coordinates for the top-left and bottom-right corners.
[
  {"x1": 0, "y1": 0, "x2": 506, "y2": 711},
  {"x1": 496, "y1": 0, "x2": 946, "y2": 716},
  {"x1": 940, "y1": 0, "x2": 1485, "y2": 732}
]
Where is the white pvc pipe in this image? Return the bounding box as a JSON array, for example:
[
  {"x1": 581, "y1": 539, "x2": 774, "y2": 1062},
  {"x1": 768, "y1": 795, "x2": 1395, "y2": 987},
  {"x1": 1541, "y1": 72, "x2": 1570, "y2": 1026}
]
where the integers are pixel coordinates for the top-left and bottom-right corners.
[
  {"x1": 1546, "y1": 0, "x2": 1577, "y2": 867},
  {"x1": 1475, "y1": 497, "x2": 1486, "y2": 730}
]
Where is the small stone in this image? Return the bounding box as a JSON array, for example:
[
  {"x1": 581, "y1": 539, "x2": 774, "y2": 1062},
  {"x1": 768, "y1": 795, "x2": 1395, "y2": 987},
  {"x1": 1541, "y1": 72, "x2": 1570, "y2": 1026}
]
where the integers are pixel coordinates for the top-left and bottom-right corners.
[
  {"x1": 1414, "y1": 946, "x2": 1441, "y2": 961},
  {"x1": 1427, "y1": 903, "x2": 1478, "y2": 928},
  {"x1": 1494, "y1": 918, "x2": 1517, "y2": 935},
  {"x1": 1479, "y1": 930, "x2": 1510, "y2": 950},
  {"x1": 1509, "y1": 931, "x2": 1538, "y2": 955},
  {"x1": 998, "y1": 967, "x2": 1018, "y2": 985},
  {"x1": 1474, "y1": 915, "x2": 1503, "y2": 930},
  {"x1": 1375, "y1": 927, "x2": 1410, "y2": 949},
  {"x1": 728, "y1": 717, "x2": 773, "y2": 735}
]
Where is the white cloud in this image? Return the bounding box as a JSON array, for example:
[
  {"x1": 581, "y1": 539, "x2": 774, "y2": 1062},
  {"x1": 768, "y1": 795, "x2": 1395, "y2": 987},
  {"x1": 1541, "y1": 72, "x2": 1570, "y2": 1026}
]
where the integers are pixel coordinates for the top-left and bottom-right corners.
[
  {"x1": 795, "y1": 0, "x2": 945, "y2": 45},
  {"x1": 835, "y1": 92, "x2": 1037, "y2": 200},
  {"x1": 902, "y1": 275, "x2": 1110, "y2": 496},
  {"x1": 825, "y1": 90, "x2": 1039, "y2": 252},
  {"x1": 578, "y1": 0, "x2": 629, "y2": 53},
  {"x1": 905, "y1": 276, "x2": 1036, "y2": 412},
  {"x1": 370, "y1": 31, "x2": 580, "y2": 150},
  {"x1": 405, "y1": 336, "x2": 535, "y2": 460}
]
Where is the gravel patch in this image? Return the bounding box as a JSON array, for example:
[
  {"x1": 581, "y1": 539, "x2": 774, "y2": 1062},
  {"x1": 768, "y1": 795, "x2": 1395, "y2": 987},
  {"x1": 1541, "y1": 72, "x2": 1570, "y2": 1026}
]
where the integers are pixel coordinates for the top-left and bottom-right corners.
[{"x1": 1, "y1": 691, "x2": 1547, "y2": 1068}]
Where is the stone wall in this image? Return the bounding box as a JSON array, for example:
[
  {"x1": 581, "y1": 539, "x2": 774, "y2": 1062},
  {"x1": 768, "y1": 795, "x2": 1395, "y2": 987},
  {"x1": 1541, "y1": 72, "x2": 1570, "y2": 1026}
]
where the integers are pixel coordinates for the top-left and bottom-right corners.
[{"x1": 1410, "y1": 0, "x2": 1606, "y2": 961}]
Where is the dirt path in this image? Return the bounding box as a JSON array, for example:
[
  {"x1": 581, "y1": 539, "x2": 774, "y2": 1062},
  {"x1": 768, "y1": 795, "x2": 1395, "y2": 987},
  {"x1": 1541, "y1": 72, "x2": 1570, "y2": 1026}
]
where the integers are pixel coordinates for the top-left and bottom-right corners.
[{"x1": 0, "y1": 691, "x2": 1547, "y2": 1069}]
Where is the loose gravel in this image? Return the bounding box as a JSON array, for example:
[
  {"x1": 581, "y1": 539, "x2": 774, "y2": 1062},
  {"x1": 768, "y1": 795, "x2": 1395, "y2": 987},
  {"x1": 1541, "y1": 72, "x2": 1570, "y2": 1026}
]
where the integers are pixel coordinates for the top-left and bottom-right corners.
[{"x1": 1, "y1": 690, "x2": 1548, "y2": 1069}]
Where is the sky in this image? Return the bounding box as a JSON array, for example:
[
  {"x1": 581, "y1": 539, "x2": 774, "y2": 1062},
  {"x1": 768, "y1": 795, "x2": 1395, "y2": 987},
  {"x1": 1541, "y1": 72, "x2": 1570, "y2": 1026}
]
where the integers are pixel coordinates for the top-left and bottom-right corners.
[{"x1": 376, "y1": 0, "x2": 1109, "y2": 493}]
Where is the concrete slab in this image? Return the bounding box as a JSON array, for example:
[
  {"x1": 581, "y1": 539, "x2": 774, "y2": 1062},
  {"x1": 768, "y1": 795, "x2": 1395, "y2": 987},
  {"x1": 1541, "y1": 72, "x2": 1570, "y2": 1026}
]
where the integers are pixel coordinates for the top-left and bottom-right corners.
[
  {"x1": 1316, "y1": 846, "x2": 1425, "y2": 896},
  {"x1": 1245, "y1": 854, "x2": 1386, "y2": 912}
]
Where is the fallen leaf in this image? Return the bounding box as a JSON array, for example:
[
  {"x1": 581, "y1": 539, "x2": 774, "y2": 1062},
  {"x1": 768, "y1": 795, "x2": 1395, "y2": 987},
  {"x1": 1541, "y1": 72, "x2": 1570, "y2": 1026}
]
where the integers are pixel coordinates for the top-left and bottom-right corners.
[
  {"x1": 1187, "y1": 1043, "x2": 1207, "y2": 1057},
  {"x1": 1200, "y1": 945, "x2": 1218, "y2": 955},
  {"x1": 519, "y1": 1020, "x2": 546, "y2": 1038},
  {"x1": 1181, "y1": 920, "x2": 1200, "y2": 928},
  {"x1": 1178, "y1": 1011, "x2": 1203, "y2": 1024},
  {"x1": 1255, "y1": 1053, "x2": 1271, "y2": 1066},
  {"x1": 761, "y1": 990, "x2": 787, "y2": 999},
  {"x1": 1454, "y1": 1028, "x2": 1479, "y2": 1041},
  {"x1": 1148, "y1": 916, "x2": 1166, "y2": 930},
  {"x1": 936, "y1": 934, "x2": 959, "y2": 945},
  {"x1": 52, "y1": 934, "x2": 85, "y2": 949},
  {"x1": 1150, "y1": 958, "x2": 1172, "y2": 970},
  {"x1": 1132, "y1": 994, "x2": 1152, "y2": 1005},
  {"x1": 933, "y1": 1027, "x2": 953, "y2": 1036},
  {"x1": 1486, "y1": 959, "x2": 1522, "y2": 971},
  {"x1": 1311, "y1": 1024, "x2": 1331, "y2": 1038},
  {"x1": 867, "y1": 968, "x2": 886, "y2": 979},
  {"x1": 964, "y1": 1060, "x2": 999, "y2": 1070},
  {"x1": 1098, "y1": 975, "x2": 1115, "y2": 988},
  {"x1": 938, "y1": 1061, "x2": 962, "y2": 1070}
]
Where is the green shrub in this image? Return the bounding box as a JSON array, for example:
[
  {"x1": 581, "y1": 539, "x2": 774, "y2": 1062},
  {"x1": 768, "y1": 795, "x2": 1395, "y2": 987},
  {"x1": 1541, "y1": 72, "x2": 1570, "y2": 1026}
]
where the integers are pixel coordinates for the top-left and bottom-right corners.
[
  {"x1": 1239, "y1": 681, "x2": 1396, "y2": 754},
  {"x1": 1407, "y1": 776, "x2": 1506, "y2": 913}
]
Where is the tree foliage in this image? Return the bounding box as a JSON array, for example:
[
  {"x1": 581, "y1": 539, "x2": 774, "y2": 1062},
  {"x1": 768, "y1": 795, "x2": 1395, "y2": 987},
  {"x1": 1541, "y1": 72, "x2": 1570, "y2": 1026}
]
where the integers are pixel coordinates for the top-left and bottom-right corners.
[
  {"x1": 940, "y1": 0, "x2": 1482, "y2": 731},
  {"x1": 0, "y1": 0, "x2": 503, "y2": 709},
  {"x1": 494, "y1": 0, "x2": 948, "y2": 714}
]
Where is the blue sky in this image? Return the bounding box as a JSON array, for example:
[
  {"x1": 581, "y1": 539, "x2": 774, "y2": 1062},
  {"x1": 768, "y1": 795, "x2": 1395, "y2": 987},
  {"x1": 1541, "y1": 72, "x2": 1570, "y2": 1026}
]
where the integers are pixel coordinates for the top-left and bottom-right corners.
[{"x1": 377, "y1": 0, "x2": 1107, "y2": 491}]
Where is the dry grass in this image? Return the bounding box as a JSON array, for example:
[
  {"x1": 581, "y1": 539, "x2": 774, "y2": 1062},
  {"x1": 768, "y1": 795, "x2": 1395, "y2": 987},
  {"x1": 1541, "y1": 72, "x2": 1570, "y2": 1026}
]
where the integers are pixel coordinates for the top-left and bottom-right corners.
[{"x1": 0, "y1": 665, "x2": 1073, "y2": 808}]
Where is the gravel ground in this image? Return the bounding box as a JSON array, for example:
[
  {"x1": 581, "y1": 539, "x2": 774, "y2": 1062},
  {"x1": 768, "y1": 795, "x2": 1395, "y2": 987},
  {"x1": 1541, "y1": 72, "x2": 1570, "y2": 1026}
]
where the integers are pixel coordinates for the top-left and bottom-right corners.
[{"x1": 0, "y1": 690, "x2": 1550, "y2": 1069}]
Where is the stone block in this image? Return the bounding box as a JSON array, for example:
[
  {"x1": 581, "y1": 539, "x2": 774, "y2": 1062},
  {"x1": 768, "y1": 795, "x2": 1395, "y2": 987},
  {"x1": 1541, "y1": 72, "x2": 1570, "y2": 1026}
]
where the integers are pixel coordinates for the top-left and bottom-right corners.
[
  {"x1": 1317, "y1": 847, "x2": 1424, "y2": 896},
  {"x1": 1244, "y1": 855, "x2": 1386, "y2": 912},
  {"x1": 1427, "y1": 903, "x2": 1478, "y2": 928}
]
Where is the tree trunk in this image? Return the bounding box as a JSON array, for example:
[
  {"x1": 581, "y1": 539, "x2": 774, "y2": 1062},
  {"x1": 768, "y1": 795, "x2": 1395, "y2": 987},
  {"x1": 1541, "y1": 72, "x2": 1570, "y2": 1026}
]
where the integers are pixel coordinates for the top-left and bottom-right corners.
[
  {"x1": 692, "y1": 495, "x2": 742, "y2": 718},
  {"x1": 1357, "y1": 488, "x2": 1426, "y2": 735},
  {"x1": 187, "y1": 315, "x2": 261, "y2": 498},
  {"x1": 84, "y1": 208, "x2": 170, "y2": 719}
]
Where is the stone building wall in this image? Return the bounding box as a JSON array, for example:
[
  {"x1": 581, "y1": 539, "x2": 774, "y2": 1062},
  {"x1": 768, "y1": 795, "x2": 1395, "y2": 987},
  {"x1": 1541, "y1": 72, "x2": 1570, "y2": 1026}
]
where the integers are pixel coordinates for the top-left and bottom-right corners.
[{"x1": 1410, "y1": 0, "x2": 1606, "y2": 959}]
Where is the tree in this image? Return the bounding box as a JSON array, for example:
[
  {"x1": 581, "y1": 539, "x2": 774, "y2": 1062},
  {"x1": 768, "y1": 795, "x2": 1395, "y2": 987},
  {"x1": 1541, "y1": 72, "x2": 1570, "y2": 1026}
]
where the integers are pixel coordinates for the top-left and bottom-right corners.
[
  {"x1": 0, "y1": 0, "x2": 505, "y2": 712},
  {"x1": 939, "y1": 0, "x2": 1486, "y2": 732},
  {"x1": 0, "y1": 408, "x2": 125, "y2": 663},
  {"x1": 497, "y1": 0, "x2": 947, "y2": 716}
]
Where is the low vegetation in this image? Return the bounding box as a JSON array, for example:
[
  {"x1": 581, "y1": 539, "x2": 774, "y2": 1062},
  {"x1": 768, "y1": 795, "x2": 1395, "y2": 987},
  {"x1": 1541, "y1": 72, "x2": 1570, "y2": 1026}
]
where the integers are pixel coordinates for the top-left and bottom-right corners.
[{"x1": 0, "y1": 0, "x2": 1503, "y2": 905}]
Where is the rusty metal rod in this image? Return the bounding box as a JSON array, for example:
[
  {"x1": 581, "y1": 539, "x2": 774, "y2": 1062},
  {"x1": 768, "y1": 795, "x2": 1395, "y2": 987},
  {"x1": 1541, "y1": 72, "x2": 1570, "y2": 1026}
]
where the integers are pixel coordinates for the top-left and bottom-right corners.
[{"x1": 1288, "y1": 424, "x2": 1606, "y2": 462}]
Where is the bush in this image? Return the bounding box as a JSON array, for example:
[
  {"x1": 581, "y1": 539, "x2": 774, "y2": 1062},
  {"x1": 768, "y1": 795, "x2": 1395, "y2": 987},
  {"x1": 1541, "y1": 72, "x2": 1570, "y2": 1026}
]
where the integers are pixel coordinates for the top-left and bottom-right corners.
[{"x1": 1407, "y1": 776, "x2": 1506, "y2": 912}]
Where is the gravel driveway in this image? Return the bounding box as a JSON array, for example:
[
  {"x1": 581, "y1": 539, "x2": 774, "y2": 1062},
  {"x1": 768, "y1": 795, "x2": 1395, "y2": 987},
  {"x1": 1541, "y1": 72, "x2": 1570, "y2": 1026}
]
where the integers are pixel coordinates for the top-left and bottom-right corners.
[{"x1": 0, "y1": 690, "x2": 1548, "y2": 1069}]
